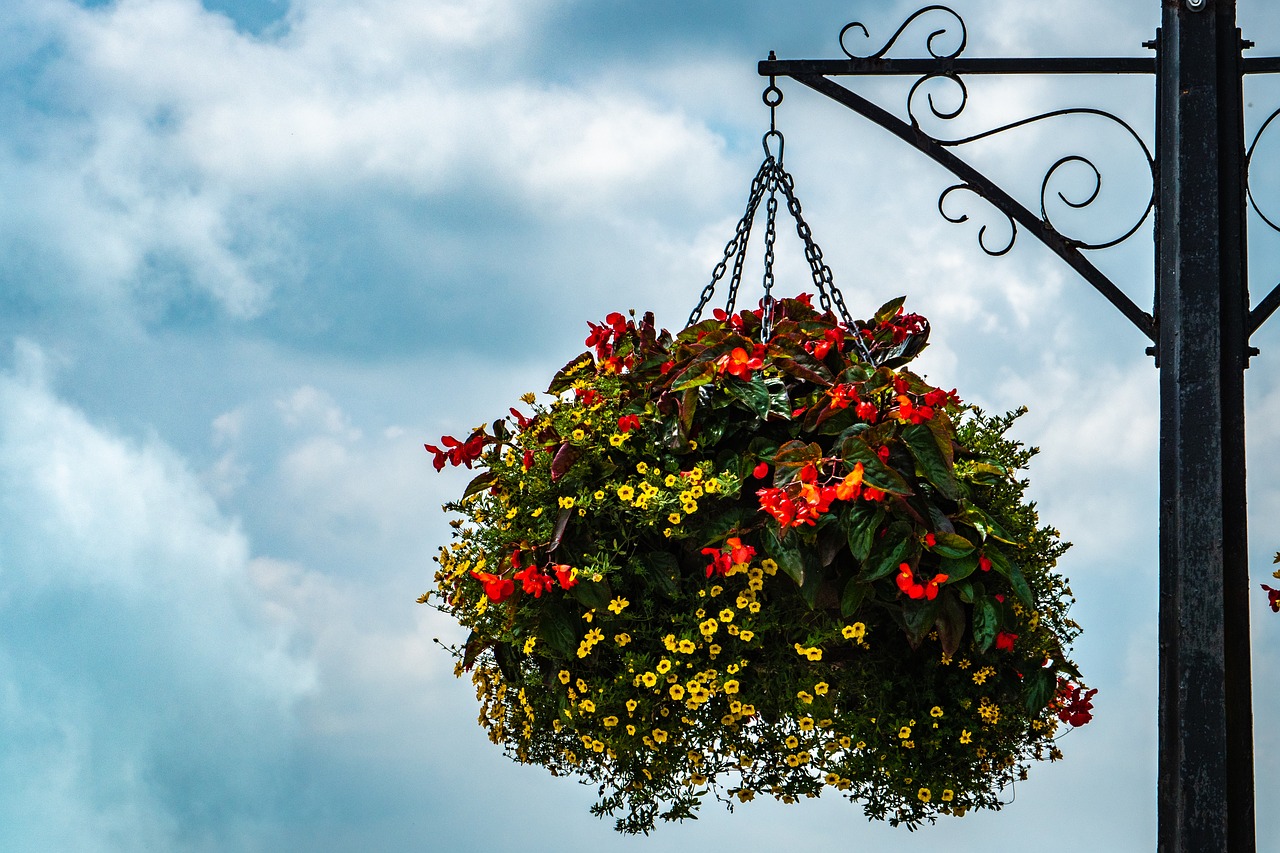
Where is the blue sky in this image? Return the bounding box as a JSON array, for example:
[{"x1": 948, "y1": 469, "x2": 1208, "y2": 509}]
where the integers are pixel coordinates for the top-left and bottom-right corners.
[{"x1": 1, "y1": 0, "x2": 1279, "y2": 850}]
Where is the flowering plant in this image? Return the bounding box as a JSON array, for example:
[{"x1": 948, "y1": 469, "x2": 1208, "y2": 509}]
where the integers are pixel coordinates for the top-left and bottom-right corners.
[{"x1": 422, "y1": 295, "x2": 1092, "y2": 833}]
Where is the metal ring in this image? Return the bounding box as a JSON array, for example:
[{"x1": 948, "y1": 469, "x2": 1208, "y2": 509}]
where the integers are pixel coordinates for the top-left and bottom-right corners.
[
  {"x1": 762, "y1": 84, "x2": 783, "y2": 108},
  {"x1": 762, "y1": 130, "x2": 784, "y2": 162}
]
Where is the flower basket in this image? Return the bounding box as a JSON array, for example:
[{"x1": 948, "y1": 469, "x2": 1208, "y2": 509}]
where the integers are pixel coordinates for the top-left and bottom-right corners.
[{"x1": 422, "y1": 293, "x2": 1093, "y2": 833}]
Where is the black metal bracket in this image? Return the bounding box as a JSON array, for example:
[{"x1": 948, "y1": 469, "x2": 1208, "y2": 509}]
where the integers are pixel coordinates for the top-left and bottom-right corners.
[{"x1": 758, "y1": 4, "x2": 1280, "y2": 351}]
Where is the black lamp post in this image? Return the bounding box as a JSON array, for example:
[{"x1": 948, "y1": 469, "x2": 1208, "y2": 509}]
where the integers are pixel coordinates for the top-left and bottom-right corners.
[{"x1": 760, "y1": 2, "x2": 1279, "y2": 850}]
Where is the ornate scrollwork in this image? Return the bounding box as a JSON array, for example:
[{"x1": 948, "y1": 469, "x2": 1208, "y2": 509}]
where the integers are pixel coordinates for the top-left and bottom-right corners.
[
  {"x1": 938, "y1": 184, "x2": 1016, "y2": 256},
  {"x1": 840, "y1": 5, "x2": 966, "y2": 61},
  {"x1": 840, "y1": 7, "x2": 1155, "y2": 257},
  {"x1": 1247, "y1": 107, "x2": 1280, "y2": 234}
]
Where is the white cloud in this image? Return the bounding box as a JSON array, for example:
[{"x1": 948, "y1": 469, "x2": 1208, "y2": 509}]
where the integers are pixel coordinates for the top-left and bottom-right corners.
[{"x1": 0, "y1": 340, "x2": 313, "y2": 851}]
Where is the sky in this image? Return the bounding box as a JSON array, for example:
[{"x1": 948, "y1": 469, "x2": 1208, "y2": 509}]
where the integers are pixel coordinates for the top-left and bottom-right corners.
[{"x1": 1, "y1": 0, "x2": 1279, "y2": 850}]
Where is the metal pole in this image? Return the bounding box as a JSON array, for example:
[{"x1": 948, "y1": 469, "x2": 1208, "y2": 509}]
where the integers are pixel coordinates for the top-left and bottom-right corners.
[{"x1": 1155, "y1": 1, "x2": 1254, "y2": 851}]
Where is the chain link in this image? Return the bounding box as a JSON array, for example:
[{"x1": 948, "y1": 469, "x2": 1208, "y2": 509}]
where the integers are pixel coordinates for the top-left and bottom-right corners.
[
  {"x1": 688, "y1": 122, "x2": 858, "y2": 344},
  {"x1": 687, "y1": 158, "x2": 771, "y2": 328}
]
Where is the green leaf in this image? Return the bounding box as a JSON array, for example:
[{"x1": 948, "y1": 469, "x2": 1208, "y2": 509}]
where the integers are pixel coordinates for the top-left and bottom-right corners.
[
  {"x1": 547, "y1": 352, "x2": 595, "y2": 394},
  {"x1": 939, "y1": 552, "x2": 979, "y2": 584},
  {"x1": 936, "y1": 590, "x2": 965, "y2": 657},
  {"x1": 839, "y1": 435, "x2": 911, "y2": 495},
  {"x1": 636, "y1": 552, "x2": 681, "y2": 599},
  {"x1": 494, "y1": 641, "x2": 520, "y2": 682},
  {"x1": 772, "y1": 440, "x2": 823, "y2": 486},
  {"x1": 930, "y1": 531, "x2": 975, "y2": 559},
  {"x1": 537, "y1": 602, "x2": 578, "y2": 658},
  {"x1": 763, "y1": 375, "x2": 792, "y2": 419},
  {"x1": 461, "y1": 471, "x2": 497, "y2": 500},
  {"x1": 874, "y1": 296, "x2": 907, "y2": 324},
  {"x1": 549, "y1": 508, "x2": 572, "y2": 552},
  {"x1": 862, "y1": 528, "x2": 915, "y2": 582},
  {"x1": 570, "y1": 578, "x2": 613, "y2": 612},
  {"x1": 841, "y1": 578, "x2": 872, "y2": 617},
  {"x1": 462, "y1": 630, "x2": 489, "y2": 671},
  {"x1": 902, "y1": 423, "x2": 960, "y2": 499},
  {"x1": 957, "y1": 502, "x2": 1017, "y2": 544},
  {"x1": 956, "y1": 580, "x2": 976, "y2": 604},
  {"x1": 1024, "y1": 669, "x2": 1056, "y2": 714},
  {"x1": 723, "y1": 374, "x2": 772, "y2": 420},
  {"x1": 842, "y1": 503, "x2": 882, "y2": 562},
  {"x1": 987, "y1": 549, "x2": 1035, "y2": 608},
  {"x1": 762, "y1": 525, "x2": 805, "y2": 586},
  {"x1": 798, "y1": 564, "x2": 824, "y2": 610},
  {"x1": 903, "y1": 597, "x2": 940, "y2": 648},
  {"x1": 670, "y1": 361, "x2": 717, "y2": 392},
  {"x1": 973, "y1": 596, "x2": 1000, "y2": 652}
]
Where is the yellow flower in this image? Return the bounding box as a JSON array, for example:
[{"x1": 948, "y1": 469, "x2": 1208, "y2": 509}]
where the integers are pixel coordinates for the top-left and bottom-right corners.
[
  {"x1": 960, "y1": 730, "x2": 972, "y2": 744},
  {"x1": 736, "y1": 789, "x2": 755, "y2": 802},
  {"x1": 942, "y1": 789, "x2": 954, "y2": 802},
  {"x1": 709, "y1": 585, "x2": 723, "y2": 597},
  {"x1": 719, "y1": 608, "x2": 734, "y2": 622},
  {"x1": 626, "y1": 699, "x2": 638, "y2": 713},
  {"x1": 614, "y1": 633, "x2": 631, "y2": 646},
  {"x1": 708, "y1": 644, "x2": 721, "y2": 656},
  {"x1": 785, "y1": 735, "x2": 799, "y2": 749},
  {"x1": 652, "y1": 728, "x2": 668, "y2": 743},
  {"x1": 899, "y1": 726, "x2": 912, "y2": 739},
  {"x1": 796, "y1": 691, "x2": 813, "y2": 704},
  {"x1": 530, "y1": 507, "x2": 543, "y2": 518},
  {"x1": 664, "y1": 474, "x2": 679, "y2": 487},
  {"x1": 571, "y1": 429, "x2": 585, "y2": 441},
  {"x1": 656, "y1": 659, "x2": 671, "y2": 674},
  {"x1": 723, "y1": 679, "x2": 740, "y2": 694},
  {"x1": 931, "y1": 706, "x2": 944, "y2": 718},
  {"x1": 668, "y1": 512, "x2": 681, "y2": 524},
  {"x1": 608, "y1": 434, "x2": 625, "y2": 447},
  {"x1": 579, "y1": 699, "x2": 595, "y2": 712},
  {"x1": 785, "y1": 754, "x2": 801, "y2": 767},
  {"x1": 842, "y1": 622, "x2": 867, "y2": 640},
  {"x1": 523, "y1": 636, "x2": 537, "y2": 653},
  {"x1": 798, "y1": 717, "x2": 815, "y2": 731},
  {"x1": 703, "y1": 479, "x2": 720, "y2": 494},
  {"x1": 814, "y1": 682, "x2": 829, "y2": 696},
  {"x1": 558, "y1": 670, "x2": 571, "y2": 684},
  {"x1": 738, "y1": 630, "x2": 755, "y2": 641},
  {"x1": 838, "y1": 736, "x2": 852, "y2": 749},
  {"x1": 636, "y1": 462, "x2": 648, "y2": 474},
  {"x1": 669, "y1": 684, "x2": 686, "y2": 700},
  {"x1": 607, "y1": 596, "x2": 630, "y2": 615},
  {"x1": 616, "y1": 485, "x2": 635, "y2": 501},
  {"x1": 593, "y1": 490, "x2": 605, "y2": 500},
  {"x1": 677, "y1": 639, "x2": 696, "y2": 654},
  {"x1": 918, "y1": 787, "x2": 931, "y2": 803},
  {"x1": 519, "y1": 392, "x2": 536, "y2": 404},
  {"x1": 761, "y1": 558, "x2": 778, "y2": 575},
  {"x1": 626, "y1": 725, "x2": 636, "y2": 735},
  {"x1": 642, "y1": 672, "x2": 658, "y2": 687},
  {"x1": 700, "y1": 618, "x2": 719, "y2": 636}
]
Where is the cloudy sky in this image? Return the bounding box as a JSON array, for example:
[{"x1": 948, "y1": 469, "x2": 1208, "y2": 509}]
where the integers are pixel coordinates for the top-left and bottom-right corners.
[{"x1": 2, "y1": 0, "x2": 1279, "y2": 850}]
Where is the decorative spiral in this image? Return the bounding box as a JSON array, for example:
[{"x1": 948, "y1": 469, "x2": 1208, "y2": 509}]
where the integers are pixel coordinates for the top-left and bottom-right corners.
[
  {"x1": 938, "y1": 184, "x2": 1017, "y2": 256},
  {"x1": 840, "y1": 5, "x2": 966, "y2": 61},
  {"x1": 1247, "y1": 107, "x2": 1280, "y2": 234}
]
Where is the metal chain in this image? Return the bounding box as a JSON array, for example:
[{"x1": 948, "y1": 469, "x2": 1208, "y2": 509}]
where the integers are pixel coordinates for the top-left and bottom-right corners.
[
  {"x1": 687, "y1": 158, "x2": 771, "y2": 327},
  {"x1": 760, "y1": 168, "x2": 780, "y2": 339},
  {"x1": 689, "y1": 73, "x2": 860, "y2": 346}
]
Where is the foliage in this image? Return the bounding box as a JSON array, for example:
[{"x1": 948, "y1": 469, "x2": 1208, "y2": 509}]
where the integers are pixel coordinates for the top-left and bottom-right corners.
[{"x1": 421, "y1": 295, "x2": 1093, "y2": 833}]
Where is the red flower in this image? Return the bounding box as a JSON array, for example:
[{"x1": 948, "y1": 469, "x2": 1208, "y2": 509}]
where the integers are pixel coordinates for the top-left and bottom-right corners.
[
  {"x1": 895, "y1": 563, "x2": 949, "y2": 600},
  {"x1": 573, "y1": 387, "x2": 602, "y2": 407},
  {"x1": 923, "y1": 387, "x2": 961, "y2": 409},
  {"x1": 855, "y1": 401, "x2": 878, "y2": 423},
  {"x1": 1056, "y1": 681, "x2": 1097, "y2": 727},
  {"x1": 757, "y1": 487, "x2": 797, "y2": 528},
  {"x1": 924, "y1": 532, "x2": 937, "y2": 548},
  {"x1": 551, "y1": 564, "x2": 577, "y2": 590},
  {"x1": 978, "y1": 554, "x2": 993, "y2": 573},
  {"x1": 470, "y1": 570, "x2": 515, "y2": 603},
  {"x1": 716, "y1": 347, "x2": 764, "y2": 380},
  {"x1": 995, "y1": 631, "x2": 1018, "y2": 652},
  {"x1": 617, "y1": 414, "x2": 641, "y2": 433},
  {"x1": 424, "y1": 432, "x2": 487, "y2": 471},
  {"x1": 514, "y1": 564, "x2": 555, "y2": 598},
  {"x1": 834, "y1": 463, "x2": 864, "y2": 501},
  {"x1": 876, "y1": 445, "x2": 890, "y2": 464},
  {"x1": 827, "y1": 383, "x2": 860, "y2": 411},
  {"x1": 1263, "y1": 583, "x2": 1280, "y2": 612},
  {"x1": 753, "y1": 462, "x2": 770, "y2": 479},
  {"x1": 508, "y1": 407, "x2": 533, "y2": 430}
]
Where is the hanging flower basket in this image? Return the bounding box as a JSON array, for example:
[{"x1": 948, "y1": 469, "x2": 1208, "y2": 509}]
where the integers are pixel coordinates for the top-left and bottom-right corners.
[{"x1": 422, "y1": 293, "x2": 1093, "y2": 832}]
